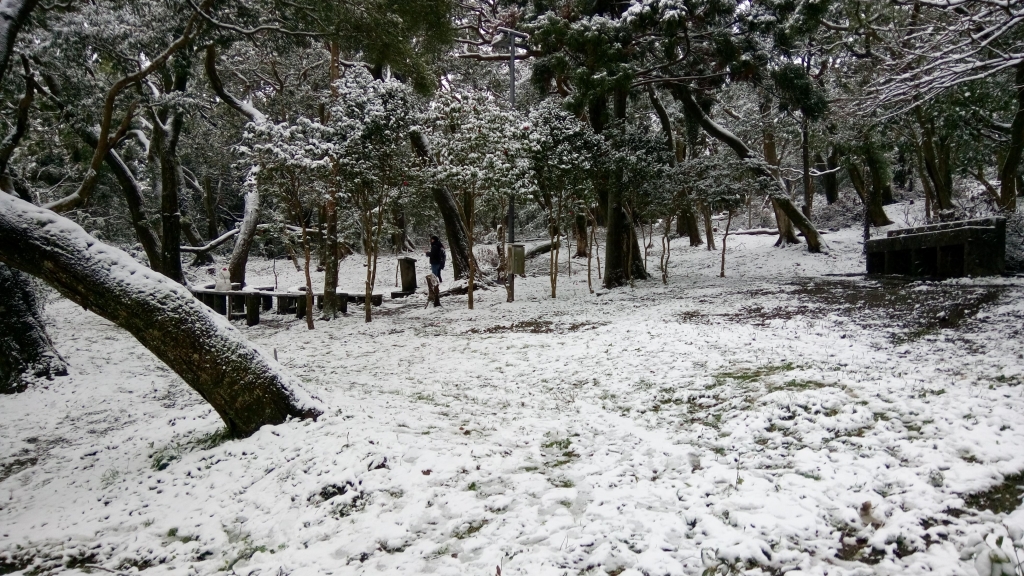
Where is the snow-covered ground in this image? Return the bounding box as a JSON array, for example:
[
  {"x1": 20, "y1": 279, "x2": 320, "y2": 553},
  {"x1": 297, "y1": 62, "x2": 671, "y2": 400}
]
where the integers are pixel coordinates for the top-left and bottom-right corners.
[{"x1": 3, "y1": 204, "x2": 1024, "y2": 576}]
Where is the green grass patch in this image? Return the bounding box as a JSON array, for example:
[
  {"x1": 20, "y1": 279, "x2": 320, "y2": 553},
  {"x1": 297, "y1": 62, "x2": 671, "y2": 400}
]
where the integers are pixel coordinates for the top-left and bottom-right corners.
[
  {"x1": 150, "y1": 428, "x2": 233, "y2": 471},
  {"x1": 452, "y1": 520, "x2": 488, "y2": 539},
  {"x1": 714, "y1": 362, "x2": 797, "y2": 388},
  {"x1": 767, "y1": 379, "x2": 829, "y2": 393}
]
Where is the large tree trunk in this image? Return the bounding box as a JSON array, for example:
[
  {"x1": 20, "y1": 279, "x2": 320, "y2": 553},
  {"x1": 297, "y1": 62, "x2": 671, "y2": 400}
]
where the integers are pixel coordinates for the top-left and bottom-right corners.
[
  {"x1": 700, "y1": 202, "x2": 716, "y2": 251},
  {"x1": 391, "y1": 206, "x2": 414, "y2": 252},
  {"x1": 678, "y1": 202, "x2": 703, "y2": 246},
  {"x1": 153, "y1": 56, "x2": 190, "y2": 284},
  {"x1": 206, "y1": 46, "x2": 265, "y2": 286},
  {"x1": 651, "y1": 84, "x2": 702, "y2": 247},
  {"x1": 409, "y1": 128, "x2": 474, "y2": 279},
  {"x1": 603, "y1": 192, "x2": 649, "y2": 287},
  {"x1": 203, "y1": 175, "x2": 218, "y2": 240},
  {"x1": 914, "y1": 144, "x2": 936, "y2": 220},
  {"x1": 770, "y1": 198, "x2": 799, "y2": 246},
  {"x1": 574, "y1": 213, "x2": 588, "y2": 257},
  {"x1": 0, "y1": 193, "x2": 323, "y2": 436},
  {"x1": 603, "y1": 89, "x2": 648, "y2": 288},
  {"x1": 914, "y1": 106, "x2": 954, "y2": 210},
  {"x1": 672, "y1": 85, "x2": 825, "y2": 252},
  {"x1": 819, "y1": 150, "x2": 840, "y2": 204},
  {"x1": 864, "y1": 145, "x2": 896, "y2": 206},
  {"x1": 998, "y1": 62, "x2": 1024, "y2": 212},
  {"x1": 801, "y1": 116, "x2": 814, "y2": 218},
  {"x1": 0, "y1": 264, "x2": 67, "y2": 393},
  {"x1": 0, "y1": 1, "x2": 38, "y2": 84},
  {"x1": 763, "y1": 129, "x2": 799, "y2": 246},
  {"x1": 111, "y1": 154, "x2": 163, "y2": 270},
  {"x1": 228, "y1": 176, "x2": 260, "y2": 286},
  {"x1": 322, "y1": 194, "x2": 341, "y2": 318},
  {"x1": 0, "y1": 1, "x2": 64, "y2": 394},
  {"x1": 848, "y1": 164, "x2": 893, "y2": 226}
]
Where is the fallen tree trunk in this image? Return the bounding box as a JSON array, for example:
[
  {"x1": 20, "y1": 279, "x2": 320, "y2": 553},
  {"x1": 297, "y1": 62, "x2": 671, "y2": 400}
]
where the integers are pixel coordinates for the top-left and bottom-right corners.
[
  {"x1": 0, "y1": 193, "x2": 323, "y2": 436},
  {"x1": 730, "y1": 228, "x2": 783, "y2": 236},
  {"x1": 181, "y1": 224, "x2": 312, "y2": 254},
  {"x1": 181, "y1": 227, "x2": 239, "y2": 253},
  {"x1": 525, "y1": 240, "x2": 560, "y2": 259}
]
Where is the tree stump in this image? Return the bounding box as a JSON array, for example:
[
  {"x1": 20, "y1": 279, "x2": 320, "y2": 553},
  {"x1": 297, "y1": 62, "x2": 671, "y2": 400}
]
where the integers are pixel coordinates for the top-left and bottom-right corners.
[{"x1": 425, "y1": 274, "x2": 441, "y2": 308}]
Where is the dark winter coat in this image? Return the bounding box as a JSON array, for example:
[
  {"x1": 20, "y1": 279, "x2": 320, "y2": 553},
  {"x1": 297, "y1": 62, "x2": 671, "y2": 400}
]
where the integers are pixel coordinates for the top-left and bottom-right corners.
[{"x1": 427, "y1": 240, "x2": 444, "y2": 265}]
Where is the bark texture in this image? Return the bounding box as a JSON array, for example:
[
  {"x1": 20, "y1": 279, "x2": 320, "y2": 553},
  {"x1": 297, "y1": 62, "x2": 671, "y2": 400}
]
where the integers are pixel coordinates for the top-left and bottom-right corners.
[
  {"x1": 322, "y1": 195, "x2": 341, "y2": 318},
  {"x1": 819, "y1": 151, "x2": 840, "y2": 204},
  {"x1": 602, "y1": 89, "x2": 649, "y2": 288},
  {"x1": 0, "y1": 0, "x2": 39, "y2": 90},
  {"x1": 206, "y1": 46, "x2": 265, "y2": 285},
  {"x1": 409, "y1": 128, "x2": 474, "y2": 279},
  {"x1": 0, "y1": 263, "x2": 67, "y2": 393},
  {"x1": 849, "y1": 164, "x2": 893, "y2": 226},
  {"x1": 0, "y1": 193, "x2": 323, "y2": 436},
  {"x1": 998, "y1": 62, "x2": 1024, "y2": 212},
  {"x1": 915, "y1": 107, "x2": 954, "y2": 210}
]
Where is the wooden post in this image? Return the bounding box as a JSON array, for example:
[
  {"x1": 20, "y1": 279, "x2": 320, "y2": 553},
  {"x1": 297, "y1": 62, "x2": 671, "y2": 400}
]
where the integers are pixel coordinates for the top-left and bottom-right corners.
[
  {"x1": 214, "y1": 294, "x2": 227, "y2": 315},
  {"x1": 245, "y1": 295, "x2": 260, "y2": 326},
  {"x1": 296, "y1": 295, "x2": 306, "y2": 319},
  {"x1": 339, "y1": 293, "x2": 348, "y2": 314},
  {"x1": 261, "y1": 295, "x2": 272, "y2": 311}
]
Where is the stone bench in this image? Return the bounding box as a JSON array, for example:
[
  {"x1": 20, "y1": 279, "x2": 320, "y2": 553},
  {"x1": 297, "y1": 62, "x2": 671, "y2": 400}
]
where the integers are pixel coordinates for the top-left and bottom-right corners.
[{"x1": 865, "y1": 217, "x2": 1005, "y2": 278}]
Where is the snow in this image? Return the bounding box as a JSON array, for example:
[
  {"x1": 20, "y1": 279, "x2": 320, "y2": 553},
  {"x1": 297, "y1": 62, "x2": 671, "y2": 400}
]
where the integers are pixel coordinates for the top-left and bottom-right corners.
[{"x1": 2, "y1": 202, "x2": 1024, "y2": 575}]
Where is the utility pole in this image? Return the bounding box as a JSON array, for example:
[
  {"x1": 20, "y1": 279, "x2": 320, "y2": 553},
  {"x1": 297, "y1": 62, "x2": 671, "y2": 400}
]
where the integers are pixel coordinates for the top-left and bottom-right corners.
[{"x1": 498, "y1": 27, "x2": 528, "y2": 303}]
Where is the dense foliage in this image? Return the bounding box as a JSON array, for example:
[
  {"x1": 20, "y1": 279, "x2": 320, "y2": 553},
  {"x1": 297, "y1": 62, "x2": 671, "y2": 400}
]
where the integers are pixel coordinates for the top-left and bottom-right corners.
[{"x1": 2, "y1": 0, "x2": 1023, "y2": 305}]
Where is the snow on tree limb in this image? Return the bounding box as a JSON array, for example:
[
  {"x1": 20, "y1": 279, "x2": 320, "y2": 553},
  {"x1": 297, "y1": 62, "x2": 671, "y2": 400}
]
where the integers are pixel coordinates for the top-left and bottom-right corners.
[
  {"x1": 0, "y1": 193, "x2": 324, "y2": 436},
  {"x1": 205, "y1": 45, "x2": 268, "y2": 125}
]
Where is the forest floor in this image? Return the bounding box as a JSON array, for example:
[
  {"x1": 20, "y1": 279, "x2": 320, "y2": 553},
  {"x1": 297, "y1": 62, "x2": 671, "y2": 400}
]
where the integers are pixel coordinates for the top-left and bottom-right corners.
[{"x1": 2, "y1": 203, "x2": 1024, "y2": 576}]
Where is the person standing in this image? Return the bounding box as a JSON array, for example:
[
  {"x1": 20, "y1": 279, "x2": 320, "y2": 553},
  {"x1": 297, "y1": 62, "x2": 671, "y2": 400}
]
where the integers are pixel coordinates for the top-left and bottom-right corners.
[{"x1": 426, "y1": 235, "x2": 446, "y2": 282}]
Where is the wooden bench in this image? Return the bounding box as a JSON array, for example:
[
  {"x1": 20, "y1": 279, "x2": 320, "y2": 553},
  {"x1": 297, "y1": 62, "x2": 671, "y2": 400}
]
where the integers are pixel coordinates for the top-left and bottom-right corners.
[{"x1": 190, "y1": 286, "x2": 383, "y2": 325}]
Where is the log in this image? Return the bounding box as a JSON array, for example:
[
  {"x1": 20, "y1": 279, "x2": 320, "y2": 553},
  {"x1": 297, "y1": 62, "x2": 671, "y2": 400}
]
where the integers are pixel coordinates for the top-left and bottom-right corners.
[
  {"x1": 730, "y1": 228, "x2": 783, "y2": 236},
  {"x1": 526, "y1": 240, "x2": 560, "y2": 259},
  {"x1": 0, "y1": 193, "x2": 323, "y2": 437}
]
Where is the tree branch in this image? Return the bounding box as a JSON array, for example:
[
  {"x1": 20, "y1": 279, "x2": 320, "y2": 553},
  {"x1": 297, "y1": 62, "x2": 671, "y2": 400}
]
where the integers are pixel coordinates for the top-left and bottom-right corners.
[
  {"x1": 204, "y1": 45, "x2": 267, "y2": 124},
  {"x1": 0, "y1": 54, "x2": 35, "y2": 176}
]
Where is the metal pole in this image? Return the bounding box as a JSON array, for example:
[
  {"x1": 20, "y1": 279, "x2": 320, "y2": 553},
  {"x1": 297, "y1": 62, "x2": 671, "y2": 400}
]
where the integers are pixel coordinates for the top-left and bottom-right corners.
[
  {"x1": 509, "y1": 32, "x2": 516, "y2": 107},
  {"x1": 507, "y1": 193, "x2": 515, "y2": 302},
  {"x1": 498, "y1": 27, "x2": 528, "y2": 107}
]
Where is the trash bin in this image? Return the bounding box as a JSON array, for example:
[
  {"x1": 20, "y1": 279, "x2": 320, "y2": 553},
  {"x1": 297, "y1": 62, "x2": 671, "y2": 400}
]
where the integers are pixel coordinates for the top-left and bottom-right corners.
[
  {"x1": 510, "y1": 243, "x2": 526, "y2": 276},
  {"x1": 398, "y1": 257, "x2": 417, "y2": 292}
]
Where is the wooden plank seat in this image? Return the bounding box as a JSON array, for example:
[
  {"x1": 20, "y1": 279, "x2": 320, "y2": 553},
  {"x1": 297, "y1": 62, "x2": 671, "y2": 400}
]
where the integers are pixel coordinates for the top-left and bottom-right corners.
[{"x1": 190, "y1": 285, "x2": 384, "y2": 326}]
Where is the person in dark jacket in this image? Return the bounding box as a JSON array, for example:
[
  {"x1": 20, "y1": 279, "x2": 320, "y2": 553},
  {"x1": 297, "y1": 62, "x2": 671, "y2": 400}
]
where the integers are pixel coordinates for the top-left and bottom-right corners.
[{"x1": 426, "y1": 235, "x2": 445, "y2": 282}]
